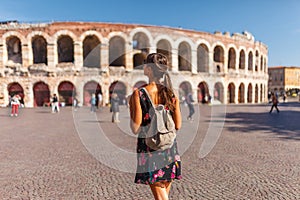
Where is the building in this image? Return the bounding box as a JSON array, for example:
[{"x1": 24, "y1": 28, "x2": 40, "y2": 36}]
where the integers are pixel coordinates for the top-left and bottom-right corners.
[
  {"x1": 268, "y1": 66, "x2": 300, "y2": 95},
  {"x1": 0, "y1": 21, "x2": 268, "y2": 107}
]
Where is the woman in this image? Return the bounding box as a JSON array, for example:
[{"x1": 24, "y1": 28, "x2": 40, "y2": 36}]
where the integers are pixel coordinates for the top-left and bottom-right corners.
[
  {"x1": 129, "y1": 53, "x2": 182, "y2": 200},
  {"x1": 110, "y1": 93, "x2": 120, "y2": 122},
  {"x1": 10, "y1": 94, "x2": 21, "y2": 117}
]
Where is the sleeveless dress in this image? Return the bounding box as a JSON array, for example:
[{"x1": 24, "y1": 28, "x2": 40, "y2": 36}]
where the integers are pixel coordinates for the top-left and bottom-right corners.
[{"x1": 134, "y1": 89, "x2": 182, "y2": 185}]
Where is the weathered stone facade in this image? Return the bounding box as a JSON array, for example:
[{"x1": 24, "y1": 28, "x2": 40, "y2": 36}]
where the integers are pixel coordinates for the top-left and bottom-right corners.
[{"x1": 0, "y1": 21, "x2": 268, "y2": 107}]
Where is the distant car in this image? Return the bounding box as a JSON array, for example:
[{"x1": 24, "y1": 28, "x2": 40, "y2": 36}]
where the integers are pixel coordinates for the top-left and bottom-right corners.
[{"x1": 292, "y1": 93, "x2": 297, "y2": 97}]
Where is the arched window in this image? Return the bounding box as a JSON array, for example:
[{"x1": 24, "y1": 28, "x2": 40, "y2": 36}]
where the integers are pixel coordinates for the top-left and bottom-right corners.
[
  {"x1": 109, "y1": 36, "x2": 126, "y2": 67},
  {"x1": 32, "y1": 36, "x2": 47, "y2": 64},
  {"x1": 178, "y1": 42, "x2": 191, "y2": 71},
  {"x1": 83, "y1": 35, "x2": 101, "y2": 68}
]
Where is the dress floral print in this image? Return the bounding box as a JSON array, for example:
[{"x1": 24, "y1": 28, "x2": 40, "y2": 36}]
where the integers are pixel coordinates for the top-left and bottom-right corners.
[{"x1": 134, "y1": 88, "x2": 182, "y2": 185}]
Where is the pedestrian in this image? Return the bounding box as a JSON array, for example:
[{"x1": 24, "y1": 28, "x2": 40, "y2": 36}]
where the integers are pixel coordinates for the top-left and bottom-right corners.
[
  {"x1": 269, "y1": 92, "x2": 279, "y2": 113},
  {"x1": 186, "y1": 92, "x2": 195, "y2": 120},
  {"x1": 51, "y1": 94, "x2": 60, "y2": 113},
  {"x1": 90, "y1": 93, "x2": 97, "y2": 113},
  {"x1": 283, "y1": 93, "x2": 287, "y2": 102},
  {"x1": 10, "y1": 94, "x2": 21, "y2": 117},
  {"x1": 129, "y1": 53, "x2": 182, "y2": 200},
  {"x1": 73, "y1": 97, "x2": 79, "y2": 111},
  {"x1": 97, "y1": 93, "x2": 103, "y2": 109},
  {"x1": 110, "y1": 93, "x2": 120, "y2": 122}
]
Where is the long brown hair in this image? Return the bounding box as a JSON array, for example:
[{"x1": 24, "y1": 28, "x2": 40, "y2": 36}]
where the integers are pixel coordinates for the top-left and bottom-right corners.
[{"x1": 145, "y1": 53, "x2": 175, "y2": 111}]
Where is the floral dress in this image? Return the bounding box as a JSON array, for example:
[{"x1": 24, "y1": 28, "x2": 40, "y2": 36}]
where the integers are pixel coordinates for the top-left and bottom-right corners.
[{"x1": 134, "y1": 88, "x2": 182, "y2": 185}]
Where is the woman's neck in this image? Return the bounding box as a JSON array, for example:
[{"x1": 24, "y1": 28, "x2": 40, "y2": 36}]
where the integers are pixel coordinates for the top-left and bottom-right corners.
[{"x1": 148, "y1": 77, "x2": 160, "y2": 85}]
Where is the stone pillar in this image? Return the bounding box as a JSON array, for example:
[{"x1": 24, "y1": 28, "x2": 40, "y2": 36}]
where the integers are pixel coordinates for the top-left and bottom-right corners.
[
  {"x1": 0, "y1": 41, "x2": 4, "y2": 69},
  {"x1": 223, "y1": 52, "x2": 228, "y2": 74},
  {"x1": 125, "y1": 42, "x2": 133, "y2": 71},
  {"x1": 191, "y1": 50, "x2": 197, "y2": 74},
  {"x1": 224, "y1": 84, "x2": 228, "y2": 104},
  {"x1": 208, "y1": 51, "x2": 214, "y2": 74},
  {"x1": 74, "y1": 41, "x2": 83, "y2": 69},
  {"x1": 171, "y1": 49, "x2": 178, "y2": 72},
  {"x1": 22, "y1": 44, "x2": 30, "y2": 67},
  {"x1": 102, "y1": 83, "x2": 110, "y2": 106},
  {"x1": 235, "y1": 53, "x2": 239, "y2": 73},
  {"x1": 47, "y1": 43, "x2": 57, "y2": 68},
  {"x1": 100, "y1": 43, "x2": 109, "y2": 71},
  {"x1": 234, "y1": 86, "x2": 239, "y2": 104},
  {"x1": 245, "y1": 53, "x2": 248, "y2": 74}
]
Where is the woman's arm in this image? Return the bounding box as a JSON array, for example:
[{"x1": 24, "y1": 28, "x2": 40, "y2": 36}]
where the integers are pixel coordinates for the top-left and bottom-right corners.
[
  {"x1": 172, "y1": 96, "x2": 182, "y2": 130},
  {"x1": 129, "y1": 89, "x2": 142, "y2": 134}
]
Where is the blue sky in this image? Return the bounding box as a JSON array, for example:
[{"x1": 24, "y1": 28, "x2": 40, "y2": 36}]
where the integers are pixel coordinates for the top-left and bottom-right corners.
[{"x1": 0, "y1": 0, "x2": 300, "y2": 67}]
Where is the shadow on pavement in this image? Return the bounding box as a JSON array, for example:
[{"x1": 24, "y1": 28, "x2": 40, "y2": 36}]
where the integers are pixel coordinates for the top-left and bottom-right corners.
[{"x1": 224, "y1": 103, "x2": 300, "y2": 141}]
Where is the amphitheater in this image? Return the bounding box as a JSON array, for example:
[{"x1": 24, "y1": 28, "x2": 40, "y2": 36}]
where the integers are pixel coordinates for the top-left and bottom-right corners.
[{"x1": 0, "y1": 21, "x2": 268, "y2": 107}]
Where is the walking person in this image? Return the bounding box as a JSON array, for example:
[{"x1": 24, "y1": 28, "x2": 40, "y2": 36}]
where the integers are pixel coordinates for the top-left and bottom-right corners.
[
  {"x1": 269, "y1": 92, "x2": 279, "y2": 113},
  {"x1": 186, "y1": 92, "x2": 195, "y2": 120},
  {"x1": 129, "y1": 53, "x2": 182, "y2": 200},
  {"x1": 90, "y1": 93, "x2": 97, "y2": 113},
  {"x1": 10, "y1": 94, "x2": 21, "y2": 117},
  {"x1": 51, "y1": 94, "x2": 60, "y2": 113},
  {"x1": 97, "y1": 92, "x2": 103, "y2": 109},
  {"x1": 110, "y1": 93, "x2": 120, "y2": 123}
]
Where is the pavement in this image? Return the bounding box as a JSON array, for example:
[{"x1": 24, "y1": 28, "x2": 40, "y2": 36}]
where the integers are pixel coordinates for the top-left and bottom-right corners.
[{"x1": 0, "y1": 101, "x2": 300, "y2": 200}]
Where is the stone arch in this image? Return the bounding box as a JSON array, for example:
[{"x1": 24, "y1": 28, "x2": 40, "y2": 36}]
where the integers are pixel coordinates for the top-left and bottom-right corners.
[
  {"x1": 58, "y1": 81, "x2": 76, "y2": 106},
  {"x1": 248, "y1": 51, "x2": 253, "y2": 71},
  {"x1": 260, "y1": 55, "x2": 264, "y2": 72},
  {"x1": 32, "y1": 35, "x2": 47, "y2": 64},
  {"x1": 239, "y1": 50, "x2": 246, "y2": 69},
  {"x1": 179, "y1": 81, "x2": 192, "y2": 101},
  {"x1": 228, "y1": 83, "x2": 235, "y2": 103},
  {"x1": 129, "y1": 27, "x2": 154, "y2": 47},
  {"x1": 238, "y1": 83, "x2": 245, "y2": 103},
  {"x1": 8, "y1": 82, "x2": 24, "y2": 98},
  {"x1": 260, "y1": 84, "x2": 263, "y2": 102},
  {"x1": 33, "y1": 81, "x2": 50, "y2": 107},
  {"x1": 6, "y1": 36, "x2": 22, "y2": 64},
  {"x1": 213, "y1": 45, "x2": 225, "y2": 63},
  {"x1": 83, "y1": 81, "x2": 102, "y2": 105},
  {"x1": 109, "y1": 36, "x2": 126, "y2": 67},
  {"x1": 156, "y1": 39, "x2": 172, "y2": 69},
  {"x1": 79, "y1": 31, "x2": 104, "y2": 43},
  {"x1": 255, "y1": 84, "x2": 259, "y2": 103},
  {"x1": 83, "y1": 35, "x2": 101, "y2": 68},
  {"x1": 198, "y1": 82, "x2": 209, "y2": 103},
  {"x1": 132, "y1": 32, "x2": 151, "y2": 69},
  {"x1": 178, "y1": 42, "x2": 191, "y2": 71},
  {"x1": 109, "y1": 81, "x2": 127, "y2": 105},
  {"x1": 213, "y1": 44, "x2": 225, "y2": 73},
  {"x1": 255, "y1": 50, "x2": 259, "y2": 71},
  {"x1": 247, "y1": 83, "x2": 253, "y2": 103},
  {"x1": 57, "y1": 35, "x2": 74, "y2": 63},
  {"x1": 214, "y1": 82, "x2": 224, "y2": 103},
  {"x1": 197, "y1": 43, "x2": 209, "y2": 72},
  {"x1": 228, "y1": 47, "x2": 236, "y2": 70}
]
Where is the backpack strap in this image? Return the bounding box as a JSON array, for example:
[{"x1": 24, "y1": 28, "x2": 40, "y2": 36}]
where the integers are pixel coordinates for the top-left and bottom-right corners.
[{"x1": 141, "y1": 87, "x2": 155, "y2": 109}]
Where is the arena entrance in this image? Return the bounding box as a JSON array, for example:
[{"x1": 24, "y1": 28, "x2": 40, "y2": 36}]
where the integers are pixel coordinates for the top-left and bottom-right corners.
[
  {"x1": 179, "y1": 81, "x2": 192, "y2": 102},
  {"x1": 109, "y1": 81, "x2": 126, "y2": 105},
  {"x1": 228, "y1": 83, "x2": 235, "y2": 103},
  {"x1": 198, "y1": 82, "x2": 209, "y2": 103},
  {"x1": 58, "y1": 81, "x2": 75, "y2": 106},
  {"x1": 8, "y1": 82, "x2": 24, "y2": 105},
  {"x1": 83, "y1": 81, "x2": 102, "y2": 106},
  {"x1": 33, "y1": 82, "x2": 50, "y2": 107},
  {"x1": 214, "y1": 82, "x2": 224, "y2": 103}
]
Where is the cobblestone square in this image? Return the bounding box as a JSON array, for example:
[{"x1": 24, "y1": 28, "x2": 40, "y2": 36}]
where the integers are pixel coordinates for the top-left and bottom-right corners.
[{"x1": 0, "y1": 102, "x2": 299, "y2": 199}]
